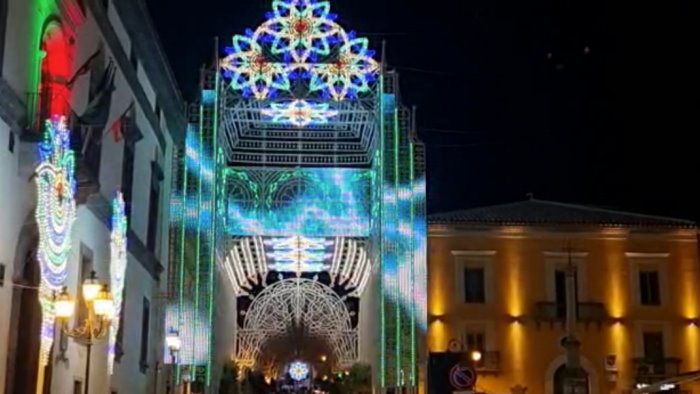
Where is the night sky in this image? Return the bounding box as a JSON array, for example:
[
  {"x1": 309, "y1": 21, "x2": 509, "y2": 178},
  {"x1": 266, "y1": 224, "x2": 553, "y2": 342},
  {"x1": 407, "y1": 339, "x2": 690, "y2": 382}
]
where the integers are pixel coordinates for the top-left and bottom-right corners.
[{"x1": 147, "y1": 0, "x2": 697, "y2": 220}]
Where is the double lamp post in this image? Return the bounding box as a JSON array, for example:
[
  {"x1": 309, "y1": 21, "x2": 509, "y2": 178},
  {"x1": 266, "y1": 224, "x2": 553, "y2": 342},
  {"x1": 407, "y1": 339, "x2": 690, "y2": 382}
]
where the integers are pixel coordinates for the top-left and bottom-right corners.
[
  {"x1": 52, "y1": 270, "x2": 186, "y2": 394},
  {"x1": 54, "y1": 271, "x2": 115, "y2": 394}
]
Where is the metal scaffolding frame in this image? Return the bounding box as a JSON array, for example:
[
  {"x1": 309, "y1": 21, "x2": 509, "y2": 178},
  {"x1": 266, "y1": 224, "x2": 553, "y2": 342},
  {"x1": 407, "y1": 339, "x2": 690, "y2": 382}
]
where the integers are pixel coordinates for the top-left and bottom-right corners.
[{"x1": 220, "y1": 91, "x2": 379, "y2": 167}]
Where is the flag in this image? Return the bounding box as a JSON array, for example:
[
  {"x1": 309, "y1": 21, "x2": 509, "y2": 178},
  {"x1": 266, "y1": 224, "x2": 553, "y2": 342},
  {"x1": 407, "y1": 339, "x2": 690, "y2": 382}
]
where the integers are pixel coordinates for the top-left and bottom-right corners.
[
  {"x1": 67, "y1": 45, "x2": 103, "y2": 88},
  {"x1": 107, "y1": 102, "x2": 134, "y2": 143}
]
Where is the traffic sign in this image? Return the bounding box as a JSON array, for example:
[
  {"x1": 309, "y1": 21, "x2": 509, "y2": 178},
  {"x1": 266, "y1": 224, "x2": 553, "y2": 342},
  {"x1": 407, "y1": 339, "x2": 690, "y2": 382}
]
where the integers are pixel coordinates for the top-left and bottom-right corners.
[{"x1": 449, "y1": 363, "x2": 477, "y2": 390}]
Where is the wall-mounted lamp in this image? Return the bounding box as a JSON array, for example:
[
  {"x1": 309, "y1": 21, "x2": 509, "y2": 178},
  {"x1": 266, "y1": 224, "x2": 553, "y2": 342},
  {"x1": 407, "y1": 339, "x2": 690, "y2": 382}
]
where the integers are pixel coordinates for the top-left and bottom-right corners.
[
  {"x1": 507, "y1": 314, "x2": 523, "y2": 324},
  {"x1": 428, "y1": 314, "x2": 445, "y2": 324}
]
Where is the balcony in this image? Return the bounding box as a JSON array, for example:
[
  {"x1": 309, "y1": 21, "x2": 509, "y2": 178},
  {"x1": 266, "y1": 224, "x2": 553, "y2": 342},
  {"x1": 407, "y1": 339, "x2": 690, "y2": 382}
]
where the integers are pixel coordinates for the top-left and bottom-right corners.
[
  {"x1": 474, "y1": 351, "x2": 500, "y2": 374},
  {"x1": 71, "y1": 124, "x2": 102, "y2": 204},
  {"x1": 533, "y1": 302, "x2": 608, "y2": 328},
  {"x1": 632, "y1": 357, "x2": 682, "y2": 385},
  {"x1": 23, "y1": 93, "x2": 101, "y2": 204}
]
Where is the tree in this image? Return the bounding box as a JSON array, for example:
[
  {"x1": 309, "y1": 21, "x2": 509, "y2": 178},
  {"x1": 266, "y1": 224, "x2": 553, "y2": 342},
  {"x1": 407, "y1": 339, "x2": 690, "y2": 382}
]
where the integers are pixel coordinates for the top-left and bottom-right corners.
[{"x1": 340, "y1": 363, "x2": 372, "y2": 394}]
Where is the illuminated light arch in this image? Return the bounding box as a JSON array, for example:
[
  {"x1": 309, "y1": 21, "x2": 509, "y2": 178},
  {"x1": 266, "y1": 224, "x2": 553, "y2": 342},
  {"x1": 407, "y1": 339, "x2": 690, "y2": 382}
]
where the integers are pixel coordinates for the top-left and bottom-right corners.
[
  {"x1": 328, "y1": 237, "x2": 371, "y2": 296},
  {"x1": 224, "y1": 236, "x2": 371, "y2": 297},
  {"x1": 34, "y1": 116, "x2": 77, "y2": 366},
  {"x1": 108, "y1": 192, "x2": 128, "y2": 374},
  {"x1": 236, "y1": 278, "x2": 357, "y2": 369}
]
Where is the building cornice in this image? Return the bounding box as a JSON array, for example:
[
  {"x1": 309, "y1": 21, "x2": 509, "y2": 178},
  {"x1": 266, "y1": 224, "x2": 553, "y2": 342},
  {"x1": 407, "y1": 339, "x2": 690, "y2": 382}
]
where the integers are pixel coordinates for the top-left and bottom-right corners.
[
  {"x1": 625, "y1": 252, "x2": 671, "y2": 259},
  {"x1": 429, "y1": 224, "x2": 698, "y2": 241},
  {"x1": 450, "y1": 250, "x2": 497, "y2": 257},
  {"x1": 110, "y1": 0, "x2": 186, "y2": 144}
]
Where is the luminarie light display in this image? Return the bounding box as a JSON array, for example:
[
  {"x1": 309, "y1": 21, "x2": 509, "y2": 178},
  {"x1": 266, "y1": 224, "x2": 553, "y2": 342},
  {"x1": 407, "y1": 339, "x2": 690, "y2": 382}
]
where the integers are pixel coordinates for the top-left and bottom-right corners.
[
  {"x1": 226, "y1": 168, "x2": 371, "y2": 237},
  {"x1": 34, "y1": 116, "x2": 77, "y2": 366},
  {"x1": 108, "y1": 192, "x2": 128, "y2": 374},
  {"x1": 261, "y1": 100, "x2": 339, "y2": 127},
  {"x1": 220, "y1": 0, "x2": 379, "y2": 123},
  {"x1": 265, "y1": 236, "x2": 333, "y2": 275}
]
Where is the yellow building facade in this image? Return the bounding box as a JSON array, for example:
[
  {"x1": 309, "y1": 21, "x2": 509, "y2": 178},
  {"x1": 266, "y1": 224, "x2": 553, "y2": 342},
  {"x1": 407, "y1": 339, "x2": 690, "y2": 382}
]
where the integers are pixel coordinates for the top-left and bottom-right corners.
[{"x1": 427, "y1": 199, "x2": 700, "y2": 394}]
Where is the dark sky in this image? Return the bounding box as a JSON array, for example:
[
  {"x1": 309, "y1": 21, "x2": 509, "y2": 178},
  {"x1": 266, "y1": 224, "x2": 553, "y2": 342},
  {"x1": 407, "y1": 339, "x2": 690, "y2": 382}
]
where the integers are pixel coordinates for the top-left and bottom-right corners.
[{"x1": 146, "y1": 0, "x2": 697, "y2": 220}]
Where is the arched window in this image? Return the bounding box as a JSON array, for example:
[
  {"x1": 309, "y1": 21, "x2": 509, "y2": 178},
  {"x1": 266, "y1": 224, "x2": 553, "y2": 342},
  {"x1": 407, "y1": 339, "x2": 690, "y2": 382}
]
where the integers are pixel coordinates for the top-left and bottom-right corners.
[
  {"x1": 554, "y1": 364, "x2": 589, "y2": 394},
  {"x1": 38, "y1": 20, "x2": 72, "y2": 122}
]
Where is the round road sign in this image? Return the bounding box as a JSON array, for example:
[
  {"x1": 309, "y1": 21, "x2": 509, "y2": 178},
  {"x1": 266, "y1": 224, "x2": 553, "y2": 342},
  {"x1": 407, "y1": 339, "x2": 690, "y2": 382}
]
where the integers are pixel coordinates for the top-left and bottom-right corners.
[{"x1": 449, "y1": 363, "x2": 477, "y2": 390}]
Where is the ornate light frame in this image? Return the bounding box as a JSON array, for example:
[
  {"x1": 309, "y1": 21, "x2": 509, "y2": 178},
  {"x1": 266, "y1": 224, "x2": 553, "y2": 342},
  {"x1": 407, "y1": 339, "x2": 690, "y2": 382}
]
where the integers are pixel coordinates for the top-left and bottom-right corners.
[{"x1": 235, "y1": 278, "x2": 357, "y2": 368}]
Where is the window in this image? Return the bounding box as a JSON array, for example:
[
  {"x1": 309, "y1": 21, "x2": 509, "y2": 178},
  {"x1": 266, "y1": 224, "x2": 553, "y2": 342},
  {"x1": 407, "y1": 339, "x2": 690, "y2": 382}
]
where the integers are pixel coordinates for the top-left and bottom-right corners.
[
  {"x1": 639, "y1": 270, "x2": 661, "y2": 305},
  {"x1": 0, "y1": 0, "x2": 7, "y2": 71},
  {"x1": 77, "y1": 249, "x2": 94, "y2": 326},
  {"x1": 553, "y1": 364, "x2": 588, "y2": 394},
  {"x1": 129, "y1": 44, "x2": 138, "y2": 70},
  {"x1": 0, "y1": 263, "x2": 5, "y2": 287},
  {"x1": 121, "y1": 143, "x2": 135, "y2": 224},
  {"x1": 146, "y1": 164, "x2": 161, "y2": 252},
  {"x1": 464, "y1": 331, "x2": 485, "y2": 353},
  {"x1": 463, "y1": 267, "x2": 485, "y2": 303},
  {"x1": 554, "y1": 269, "x2": 578, "y2": 318},
  {"x1": 643, "y1": 331, "x2": 664, "y2": 359},
  {"x1": 154, "y1": 100, "x2": 161, "y2": 123},
  {"x1": 139, "y1": 297, "x2": 150, "y2": 373},
  {"x1": 8, "y1": 131, "x2": 14, "y2": 153},
  {"x1": 73, "y1": 380, "x2": 83, "y2": 394}
]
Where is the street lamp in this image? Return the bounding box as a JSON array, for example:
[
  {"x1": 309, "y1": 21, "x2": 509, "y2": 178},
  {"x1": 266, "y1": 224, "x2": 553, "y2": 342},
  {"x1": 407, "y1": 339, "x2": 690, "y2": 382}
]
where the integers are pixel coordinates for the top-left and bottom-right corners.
[
  {"x1": 165, "y1": 328, "x2": 181, "y2": 394},
  {"x1": 55, "y1": 271, "x2": 114, "y2": 394},
  {"x1": 470, "y1": 350, "x2": 483, "y2": 362}
]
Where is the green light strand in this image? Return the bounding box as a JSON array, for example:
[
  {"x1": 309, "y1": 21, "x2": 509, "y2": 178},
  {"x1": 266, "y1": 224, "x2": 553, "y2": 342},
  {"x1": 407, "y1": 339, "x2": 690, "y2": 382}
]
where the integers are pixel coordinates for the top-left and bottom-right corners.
[
  {"x1": 177, "y1": 147, "x2": 189, "y2": 382},
  {"x1": 207, "y1": 74, "x2": 221, "y2": 385},
  {"x1": 409, "y1": 143, "x2": 416, "y2": 385},
  {"x1": 194, "y1": 102, "x2": 205, "y2": 379},
  {"x1": 393, "y1": 108, "x2": 401, "y2": 387},
  {"x1": 378, "y1": 74, "x2": 386, "y2": 389}
]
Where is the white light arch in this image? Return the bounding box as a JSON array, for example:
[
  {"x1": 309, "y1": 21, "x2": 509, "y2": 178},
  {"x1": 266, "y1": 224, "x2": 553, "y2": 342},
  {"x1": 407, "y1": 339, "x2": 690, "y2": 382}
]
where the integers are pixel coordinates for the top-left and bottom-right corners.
[{"x1": 236, "y1": 278, "x2": 357, "y2": 369}]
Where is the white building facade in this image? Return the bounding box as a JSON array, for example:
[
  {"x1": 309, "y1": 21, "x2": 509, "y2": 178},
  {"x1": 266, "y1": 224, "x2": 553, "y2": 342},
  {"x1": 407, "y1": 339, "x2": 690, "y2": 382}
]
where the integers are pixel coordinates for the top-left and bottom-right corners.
[{"x1": 0, "y1": 0, "x2": 185, "y2": 393}]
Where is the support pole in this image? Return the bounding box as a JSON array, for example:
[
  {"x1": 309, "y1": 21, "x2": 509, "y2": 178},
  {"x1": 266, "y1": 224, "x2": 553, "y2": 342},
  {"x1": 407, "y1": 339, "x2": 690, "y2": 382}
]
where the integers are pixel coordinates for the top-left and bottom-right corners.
[
  {"x1": 84, "y1": 341, "x2": 92, "y2": 394},
  {"x1": 35, "y1": 360, "x2": 45, "y2": 394},
  {"x1": 562, "y1": 245, "x2": 588, "y2": 394}
]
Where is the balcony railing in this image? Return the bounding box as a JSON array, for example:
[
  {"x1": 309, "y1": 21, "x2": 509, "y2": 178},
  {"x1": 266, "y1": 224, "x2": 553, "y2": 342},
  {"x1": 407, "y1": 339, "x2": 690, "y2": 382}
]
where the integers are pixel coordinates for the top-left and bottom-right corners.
[
  {"x1": 533, "y1": 302, "x2": 608, "y2": 326},
  {"x1": 632, "y1": 357, "x2": 682, "y2": 384},
  {"x1": 71, "y1": 123, "x2": 102, "y2": 204},
  {"x1": 474, "y1": 351, "x2": 500, "y2": 374}
]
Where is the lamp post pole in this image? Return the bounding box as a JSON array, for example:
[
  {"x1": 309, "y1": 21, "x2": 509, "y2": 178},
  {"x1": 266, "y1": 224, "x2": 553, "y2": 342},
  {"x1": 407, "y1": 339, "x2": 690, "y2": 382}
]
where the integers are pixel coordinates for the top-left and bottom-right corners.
[
  {"x1": 165, "y1": 328, "x2": 181, "y2": 394},
  {"x1": 563, "y1": 246, "x2": 588, "y2": 394},
  {"x1": 54, "y1": 271, "x2": 115, "y2": 394},
  {"x1": 84, "y1": 340, "x2": 92, "y2": 394}
]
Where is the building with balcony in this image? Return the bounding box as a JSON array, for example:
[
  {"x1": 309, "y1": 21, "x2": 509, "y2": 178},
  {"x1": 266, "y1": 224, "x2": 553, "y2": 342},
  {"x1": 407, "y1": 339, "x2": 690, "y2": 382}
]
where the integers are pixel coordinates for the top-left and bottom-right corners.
[
  {"x1": 0, "y1": 0, "x2": 184, "y2": 393},
  {"x1": 427, "y1": 199, "x2": 700, "y2": 394}
]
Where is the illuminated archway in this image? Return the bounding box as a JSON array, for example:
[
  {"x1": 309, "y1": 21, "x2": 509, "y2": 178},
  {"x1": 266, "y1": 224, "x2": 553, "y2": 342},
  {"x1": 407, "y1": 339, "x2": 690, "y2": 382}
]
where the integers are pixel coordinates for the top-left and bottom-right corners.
[{"x1": 236, "y1": 278, "x2": 357, "y2": 369}]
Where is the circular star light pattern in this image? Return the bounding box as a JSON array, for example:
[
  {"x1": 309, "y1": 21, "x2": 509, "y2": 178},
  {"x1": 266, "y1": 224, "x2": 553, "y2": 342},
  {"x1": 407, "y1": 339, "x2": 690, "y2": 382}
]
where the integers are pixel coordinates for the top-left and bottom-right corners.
[
  {"x1": 289, "y1": 360, "x2": 310, "y2": 381},
  {"x1": 220, "y1": 0, "x2": 380, "y2": 127}
]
